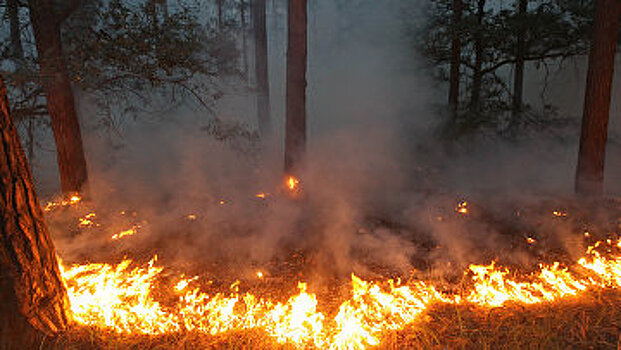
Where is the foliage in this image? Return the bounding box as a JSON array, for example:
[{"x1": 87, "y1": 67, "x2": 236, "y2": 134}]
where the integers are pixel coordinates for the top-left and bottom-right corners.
[
  {"x1": 0, "y1": 0, "x2": 242, "y2": 133},
  {"x1": 419, "y1": 0, "x2": 594, "y2": 138}
]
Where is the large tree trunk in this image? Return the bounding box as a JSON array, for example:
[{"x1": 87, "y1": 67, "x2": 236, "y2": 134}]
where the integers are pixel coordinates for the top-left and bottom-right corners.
[
  {"x1": 575, "y1": 1, "x2": 621, "y2": 196},
  {"x1": 284, "y1": 0, "x2": 307, "y2": 174},
  {"x1": 253, "y1": 0, "x2": 271, "y2": 137},
  {"x1": 470, "y1": 0, "x2": 485, "y2": 112},
  {"x1": 8, "y1": 0, "x2": 24, "y2": 61},
  {"x1": 29, "y1": 0, "x2": 88, "y2": 195},
  {"x1": 511, "y1": 0, "x2": 527, "y2": 126},
  {"x1": 0, "y1": 77, "x2": 69, "y2": 348},
  {"x1": 448, "y1": 0, "x2": 462, "y2": 115}
]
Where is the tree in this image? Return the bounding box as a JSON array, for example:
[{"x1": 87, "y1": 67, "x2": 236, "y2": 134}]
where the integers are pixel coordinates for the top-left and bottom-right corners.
[
  {"x1": 284, "y1": 0, "x2": 307, "y2": 174},
  {"x1": 253, "y1": 0, "x2": 271, "y2": 137},
  {"x1": 448, "y1": 0, "x2": 462, "y2": 115},
  {"x1": 7, "y1": 0, "x2": 24, "y2": 61},
  {"x1": 28, "y1": 0, "x2": 89, "y2": 194},
  {"x1": 0, "y1": 76, "x2": 69, "y2": 347},
  {"x1": 421, "y1": 0, "x2": 593, "y2": 136},
  {"x1": 511, "y1": 0, "x2": 528, "y2": 124},
  {"x1": 574, "y1": 0, "x2": 621, "y2": 196},
  {"x1": 469, "y1": 0, "x2": 486, "y2": 112}
]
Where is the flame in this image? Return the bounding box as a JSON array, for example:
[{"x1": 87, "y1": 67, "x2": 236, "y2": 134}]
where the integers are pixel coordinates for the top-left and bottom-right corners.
[
  {"x1": 552, "y1": 210, "x2": 568, "y2": 217},
  {"x1": 285, "y1": 176, "x2": 301, "y2": 194},
  {"x1": 59, "y1": 236, "x2": 621, "y2": 348},
  {"x1": 111, "y1": 225, "x2": 140, "y2": 240},
  {"x1": 456, "y1": 201, "x2": 468, "y2": 215},
  {"x1": 44, "y1": 194, "x2": 82, "y2": 212},
  {"x1": 78, "y1": 213, "x2": 98, "y2": 228},
  {"x1": 255, "y1": 193, "x2": 268, "y2": 199}
]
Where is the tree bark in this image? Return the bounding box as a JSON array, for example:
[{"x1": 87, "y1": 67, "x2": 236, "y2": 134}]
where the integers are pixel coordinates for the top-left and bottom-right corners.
[
  {"x1": 284, "y1": 0, "x2": 307, "y2": 174},
  {"x1": 8, "y1": 0, "x2": 24, "y2": 61},
  {"x1": 0, "y1": 77, "x2": 69, "y2": 348},
  {"x1": 448, "y1": 0, "x2": 462, "y2": 115},
  {"x1": 240, "y1": 0, "x2": 249, "y2": 81},
  {"x1": 29, "y1": 0, "x2": 89, "y2": 194},
  {"x1": 575, "y1": 0, "x2": 621, "y2": 196},
  {"x1": 470, "y1": 0, "x2": 485, "y2": 112},
  {"x1": 253, "y1": 0, "x2": 271, "y2": 137},
  {"x1": 217, "y1": 0, "x2": 224, "y2": 30},
  {"x1": 511, "y1": 0, "x2": 527, "y2": 125}
]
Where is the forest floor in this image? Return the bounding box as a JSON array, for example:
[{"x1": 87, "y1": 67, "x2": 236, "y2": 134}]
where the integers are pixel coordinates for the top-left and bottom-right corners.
[
  {"x1": 39, "y1": 194, "x2": 621, "y2": 349},
  {"x1": 50, "y1": 290, "x2": 621, "y2": 349}
]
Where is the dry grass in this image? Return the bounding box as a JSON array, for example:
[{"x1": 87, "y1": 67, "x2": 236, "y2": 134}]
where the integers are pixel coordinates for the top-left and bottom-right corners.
[
  {"x1": 45, "y1": 289, "x2": 621, "y2": 349},
  {"x1": 383, "y1": 290, "x2": 621, "y2": 350}
]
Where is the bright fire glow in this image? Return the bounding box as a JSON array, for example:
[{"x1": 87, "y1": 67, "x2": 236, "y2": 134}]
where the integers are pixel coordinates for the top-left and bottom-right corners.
[
  {"x1": 59, "y1": 238, "x2": 621, "y2": 349},
  {"x1": 44, "y1": 194, "x2": 82, "y2": 212},
  {"x1": 285, "y1": 176, "x2": 300, "y2": 193},
  {"x1": 456, "y1": 201, "x2": 468, "y2": 214},
  {"x1": 111, "y1": 225, "x2": 140, "y2": 240}
]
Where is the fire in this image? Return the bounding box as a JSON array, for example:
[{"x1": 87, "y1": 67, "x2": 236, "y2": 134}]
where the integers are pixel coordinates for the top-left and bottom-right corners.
[
  {"x1": 78, "y1": 213, "x2": 98, "y2": 228},
  {"x1": 44, "y1": 194, "x2": 82, "y2": 212},
  {"x1": 255, "y1": 193, "x2": 268, "y2": 199},
  {"x1": 285, "y1": 175, "x2": 301, "y2": 193},
  {"x1": 456, "y1": 200, "x2": 468, "y2": 214},
  {"x1": 59, "y1": 238, "x2": 621, "y2": 348},
  {"x1": 111, "y1": 225, "x2": 140, "y2": 240},
  {"x1": 553, "y1": 210, "x2": 568, "y2": 217}
]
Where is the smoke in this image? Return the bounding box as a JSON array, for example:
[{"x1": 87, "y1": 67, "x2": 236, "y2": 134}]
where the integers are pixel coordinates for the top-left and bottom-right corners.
[{"x1": 38, "y1": 0, "x2": 621, "y2": 286}]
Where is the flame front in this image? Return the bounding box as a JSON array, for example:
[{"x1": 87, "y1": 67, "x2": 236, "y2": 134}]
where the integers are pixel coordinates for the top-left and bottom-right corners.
[{"x1": 59, "y1": 238, "x2": 621, "y2": 349}]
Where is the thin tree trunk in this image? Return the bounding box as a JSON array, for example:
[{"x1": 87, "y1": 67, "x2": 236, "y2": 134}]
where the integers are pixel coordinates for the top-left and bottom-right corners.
[
  {"x1": 29, "y1": 0, "x2": 89, "y2": 194},
  {"x1": 253, "y1": 0, "x2": 271, "y2": 137},
  {"x1": 284, "y1": 0, "x2": 307, "y2": 174},
  {"x1": 217, "y1": 0, "x2": 224, "y2": 30},
  {"x1": 8, "y1": 0, "x2": 24, "y2": 61},
  {"x1": 512, "y1": 0, "x2": 527, "y2": 125},
  {"x1": 448, "y1": 0, "x2": 462, "y2": 115},
  {"x1": 240, "y1": 0, "x2": 249, "y2": 81},
  {"x1": 470, "y1": 0, "x2": 485, "y2": 112},
  {"x1": 0, "y1": 76, "x2": 69, "y2": 347},
  {"x1": 575, "y1": 0, "x2": 621, "y2": 196}
]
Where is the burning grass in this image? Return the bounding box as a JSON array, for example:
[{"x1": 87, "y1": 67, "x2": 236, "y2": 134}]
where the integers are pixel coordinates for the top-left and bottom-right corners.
[{"x1": 40, "y1": 194, "x2": 621, "y2": 349}]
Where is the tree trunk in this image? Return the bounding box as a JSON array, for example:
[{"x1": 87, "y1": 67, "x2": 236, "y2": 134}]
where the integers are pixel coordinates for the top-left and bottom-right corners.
[
  {"x1": 253, "y1": 0, "x2": 271, "y2": 137},
  {"x1": 29, "y1": 0, "x2": 89, "y2": 195},
  {"x1": 240, "y1": 0, "x2": 249, "y2": 81},
  {"x1": 284, "y1": 0, "x2": 307, "y2": 174},
  {"x1": 470, "y1": 0, "x2": 485, "y2": 112},
  {"x1": 448, "y1": 0, "x2": 462, "y2": 115},
  {"x1": 575, "y1": 1, "x2": 621, "y2": 196},
  {"x1": 0, "y1": 77, "x2": 69, "y2": 348},
  {"x1": 217, "y1": 0, "x2": 224, "y2": 30},
  {"x1": 511, "y1": 0, "x2": 527, "y2": 125},
  {"x1": 8, "y1": 0, "x2": 24, "y2": 61}
]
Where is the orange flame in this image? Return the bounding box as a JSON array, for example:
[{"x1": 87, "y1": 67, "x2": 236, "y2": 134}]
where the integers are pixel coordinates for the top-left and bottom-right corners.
[{"x1": 59, "y1": 238, "x2": 621, "y2": 348}]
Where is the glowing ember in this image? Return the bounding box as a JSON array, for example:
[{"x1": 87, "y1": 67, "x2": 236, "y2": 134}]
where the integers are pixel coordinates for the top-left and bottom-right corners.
[
  {"x1": 552, "y1": 210, "x2": 568, "y2": 217},
  {"x1": 111, "y1": 225, "x2": 141, "y2": 240},
  {"x1": 255, "y1": 193, "x2": 268, "y2": 199},
  {"x1": 285, "y1": 176, "x2": 301, "y2": 194},
  {"x1": 59, "y1": 238, "x2": 621, "y2": 348},
  {"x1": 456, "y1": 201, "x2": 468, "y2": 214},
  {"x1": 44, "y1": 194, "x2": 82, "y2": 212},
  {"x1": 78, "y1": 213, "x2": 98, "y2": 228},
  {"x1": 526, "y1": 237, "x2": 536, "y2": 244}
]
